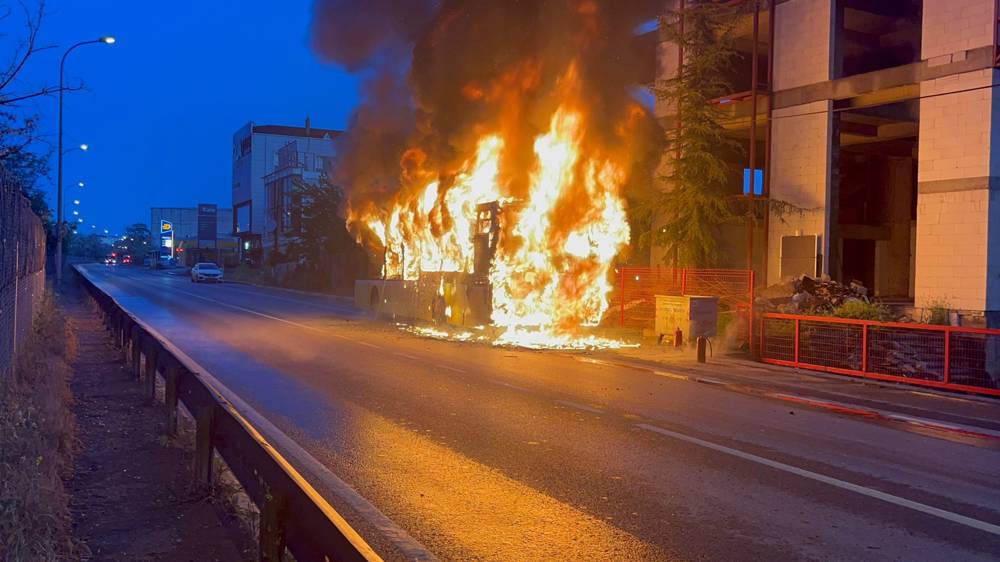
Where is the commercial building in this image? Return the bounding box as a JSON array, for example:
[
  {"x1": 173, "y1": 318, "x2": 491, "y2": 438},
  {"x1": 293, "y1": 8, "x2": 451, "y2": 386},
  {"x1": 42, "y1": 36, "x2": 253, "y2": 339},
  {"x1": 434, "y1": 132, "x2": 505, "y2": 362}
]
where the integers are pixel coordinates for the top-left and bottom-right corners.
[
  {"x1": 150, "y1": 205, "x2": 237, "y2": 266},
  {"x1": 654, "y1": 0, "x2": 1000, "y2": 326},
  {"x1": 231, "y1": 119, "x2": 340, "y2": 263}
]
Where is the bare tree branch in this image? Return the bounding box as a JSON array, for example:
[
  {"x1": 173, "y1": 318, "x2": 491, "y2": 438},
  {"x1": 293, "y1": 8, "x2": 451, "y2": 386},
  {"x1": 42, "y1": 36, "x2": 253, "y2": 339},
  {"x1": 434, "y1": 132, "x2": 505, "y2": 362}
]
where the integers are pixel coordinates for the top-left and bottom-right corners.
[
  {"x1": 0, "y1": 83, "x2": 85, "y2": 106},
  {"x1": 0, "y1": 1, "x2": 46, "y2": 94}
]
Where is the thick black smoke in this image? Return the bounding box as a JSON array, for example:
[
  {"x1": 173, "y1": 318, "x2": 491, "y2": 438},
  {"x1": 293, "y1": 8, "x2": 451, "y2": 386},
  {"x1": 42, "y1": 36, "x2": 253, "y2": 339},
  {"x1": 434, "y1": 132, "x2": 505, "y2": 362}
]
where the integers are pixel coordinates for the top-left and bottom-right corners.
[{"x1": 311, "y1": 0, "x2": 663, "y2": 234}]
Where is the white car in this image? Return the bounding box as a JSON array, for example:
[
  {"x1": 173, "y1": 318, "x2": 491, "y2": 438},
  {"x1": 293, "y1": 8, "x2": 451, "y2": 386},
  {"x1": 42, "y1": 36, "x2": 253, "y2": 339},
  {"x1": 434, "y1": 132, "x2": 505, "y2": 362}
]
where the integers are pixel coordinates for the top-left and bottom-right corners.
[{"x1": 190, "y1": 262, "x2": 224, "y2": 283}]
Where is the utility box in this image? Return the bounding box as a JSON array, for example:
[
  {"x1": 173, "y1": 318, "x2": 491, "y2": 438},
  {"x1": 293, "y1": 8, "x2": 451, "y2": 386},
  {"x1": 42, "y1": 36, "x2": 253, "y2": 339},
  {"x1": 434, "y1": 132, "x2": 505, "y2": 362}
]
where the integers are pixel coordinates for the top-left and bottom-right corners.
[{"x1": 654, "y1": 295, "x2": 718, "y2": 340}]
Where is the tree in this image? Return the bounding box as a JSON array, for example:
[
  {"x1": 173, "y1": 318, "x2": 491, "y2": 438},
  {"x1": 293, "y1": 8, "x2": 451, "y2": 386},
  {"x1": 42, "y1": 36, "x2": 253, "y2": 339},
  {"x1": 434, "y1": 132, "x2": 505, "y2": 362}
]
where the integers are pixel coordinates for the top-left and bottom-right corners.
[
  {"x1": 67, "y1": 232, "x2": 109, "y2": 259},
  {"x1": 0, "y1": 1, "x2": 69, "y2": 247},
  {"x1": 115, "y1": 223, "x2": 152, "y2": 260},
  {"x1": 645, "y1": 1, "x2": 744, "y2": 267},
  {"x1": 286, "y1": 178, "x2": 367, "y2": 291}
]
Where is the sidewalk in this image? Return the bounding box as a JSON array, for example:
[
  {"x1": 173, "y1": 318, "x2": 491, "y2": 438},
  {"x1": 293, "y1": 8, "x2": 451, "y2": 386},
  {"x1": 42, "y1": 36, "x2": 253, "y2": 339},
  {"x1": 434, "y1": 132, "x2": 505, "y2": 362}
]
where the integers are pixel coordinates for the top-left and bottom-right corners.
[
  {"x1": 601, "y1": 344, "x2": 1000, "y2": 439},
  {"x1": 63, "y1": 282, "x2": 251, "y2": 561}
]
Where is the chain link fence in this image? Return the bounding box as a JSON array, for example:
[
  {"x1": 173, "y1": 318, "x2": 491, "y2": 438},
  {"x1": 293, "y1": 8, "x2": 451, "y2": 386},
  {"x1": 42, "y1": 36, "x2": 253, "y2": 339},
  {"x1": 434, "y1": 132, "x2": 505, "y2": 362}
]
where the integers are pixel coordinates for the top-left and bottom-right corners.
[{"x1": 0, "y1": 165, "x2": 47, "y2": 377}]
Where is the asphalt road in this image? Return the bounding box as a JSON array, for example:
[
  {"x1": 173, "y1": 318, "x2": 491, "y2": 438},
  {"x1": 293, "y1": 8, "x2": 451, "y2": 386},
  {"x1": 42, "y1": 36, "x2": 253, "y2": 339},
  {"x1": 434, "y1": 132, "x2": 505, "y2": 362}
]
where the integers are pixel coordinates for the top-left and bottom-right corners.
[{"x1": 78, "y1": 264, "x2": 1000, "y2": 561}]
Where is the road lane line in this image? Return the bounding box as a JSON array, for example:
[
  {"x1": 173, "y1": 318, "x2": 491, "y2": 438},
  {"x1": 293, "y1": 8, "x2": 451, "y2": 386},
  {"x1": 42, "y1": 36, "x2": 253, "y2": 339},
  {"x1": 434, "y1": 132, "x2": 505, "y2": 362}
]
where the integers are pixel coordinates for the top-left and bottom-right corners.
[
  {"x1": 357, "y1": 341, "x2": 382, "y2": 349},
  {"x1": 170, "y1": 288, "x2": 359, "y2": 342},
  {"x1": 555, "y1": 400, "x2": 604, "y2": 415},
  {"x1": 437, "y1": 364, "x2": 466, "y2": 374},
  {"x1": 636, "y1": 423, "x2": 1000, "y2": 537},
  {"x1": 394, "y1": 352, "x2": 421, "y2": 361},
  {"x1": 219, "y1": 284, "x2": 358, "y2": 313},
  {"x1": 490, "y1": 380, "x2": 531, "y2": 393}
]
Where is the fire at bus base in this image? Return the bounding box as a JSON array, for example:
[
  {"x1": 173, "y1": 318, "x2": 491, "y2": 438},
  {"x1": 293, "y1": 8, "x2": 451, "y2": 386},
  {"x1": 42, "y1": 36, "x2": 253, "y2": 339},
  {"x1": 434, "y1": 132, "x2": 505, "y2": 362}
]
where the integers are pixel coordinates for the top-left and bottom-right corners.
[
  {"x1": 349, "y1": 67, "x2": 644, "y2": 349},
  {"x1": 320, "y1": 1, "x2": 662, "y2": 349}
]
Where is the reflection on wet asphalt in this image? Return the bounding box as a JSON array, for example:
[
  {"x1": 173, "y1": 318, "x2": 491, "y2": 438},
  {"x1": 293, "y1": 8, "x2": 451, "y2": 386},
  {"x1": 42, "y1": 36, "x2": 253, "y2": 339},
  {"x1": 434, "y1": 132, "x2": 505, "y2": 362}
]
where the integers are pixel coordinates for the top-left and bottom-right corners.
[{"x1": 81, "y1": 265, "x2": 1000, "y2": 562}]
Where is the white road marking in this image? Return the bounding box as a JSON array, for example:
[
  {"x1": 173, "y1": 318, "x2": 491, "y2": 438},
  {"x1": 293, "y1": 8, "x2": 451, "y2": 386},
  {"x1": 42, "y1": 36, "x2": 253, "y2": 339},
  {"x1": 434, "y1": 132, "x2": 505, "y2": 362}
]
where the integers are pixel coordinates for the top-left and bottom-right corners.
[
  {"x1": 220, "y1": 284, "x2": 358, "y2": 313},
  {"x1": 556, "y1": 400, "x2": 604, "y2": 415},
  {"x1": 394, "y1": 352, "x2": 421, "y2": 361},
  {"x1": 490, "y1": 380, "x2": 531, "y2": 393},
  {"x1": 573, "y1": 356, "x2": 615, "y2": 367},
  {"x1": 437, "y1": 364, "x2": 466, "y2": 374},
  {"x1": 356, "y1": 341, "x2": 382, "y2": 349},
  {"x1": 637, "y1": 423, "x2": 1000, "y2": 537}
]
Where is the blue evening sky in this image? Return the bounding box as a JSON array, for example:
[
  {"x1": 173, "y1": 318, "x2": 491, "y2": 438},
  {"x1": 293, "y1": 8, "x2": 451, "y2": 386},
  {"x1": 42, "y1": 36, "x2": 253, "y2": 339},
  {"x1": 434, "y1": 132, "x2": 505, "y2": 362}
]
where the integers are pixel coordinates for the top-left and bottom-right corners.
[{"x1": 15, "y1": 0, "x2": 360, "y2": 235}]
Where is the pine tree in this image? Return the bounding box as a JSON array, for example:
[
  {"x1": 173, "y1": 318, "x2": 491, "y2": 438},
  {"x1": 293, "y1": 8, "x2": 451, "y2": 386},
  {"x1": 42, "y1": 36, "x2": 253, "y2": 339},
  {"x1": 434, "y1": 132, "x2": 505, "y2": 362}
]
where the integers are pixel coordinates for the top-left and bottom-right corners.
[{"x1": 648, "y1": 1, "x2": 743, "y2": 267}]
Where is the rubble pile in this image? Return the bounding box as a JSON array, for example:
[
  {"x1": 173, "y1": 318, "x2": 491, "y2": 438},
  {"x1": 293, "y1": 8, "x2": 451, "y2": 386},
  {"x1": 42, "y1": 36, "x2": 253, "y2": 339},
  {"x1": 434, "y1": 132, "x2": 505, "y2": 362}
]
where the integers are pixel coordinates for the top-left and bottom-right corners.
[{"x1": 757, "y1": 274, "x2": 870, "y2": 315}]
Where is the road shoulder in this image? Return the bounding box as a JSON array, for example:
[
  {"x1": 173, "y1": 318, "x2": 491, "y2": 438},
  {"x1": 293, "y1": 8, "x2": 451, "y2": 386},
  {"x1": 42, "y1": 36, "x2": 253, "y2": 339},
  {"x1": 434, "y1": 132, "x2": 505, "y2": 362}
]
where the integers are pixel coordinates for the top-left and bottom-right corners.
[{"x1": 65, "y1": 282, "x2": 252, "y2": 561}]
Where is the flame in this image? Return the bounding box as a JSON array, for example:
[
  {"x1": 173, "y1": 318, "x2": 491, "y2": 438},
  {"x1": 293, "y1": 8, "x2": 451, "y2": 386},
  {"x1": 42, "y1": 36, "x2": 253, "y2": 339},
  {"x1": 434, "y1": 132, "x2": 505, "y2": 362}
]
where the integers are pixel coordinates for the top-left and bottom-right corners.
[{"x1": 351, "y1": 63, "x2": 635, "y2": 348}]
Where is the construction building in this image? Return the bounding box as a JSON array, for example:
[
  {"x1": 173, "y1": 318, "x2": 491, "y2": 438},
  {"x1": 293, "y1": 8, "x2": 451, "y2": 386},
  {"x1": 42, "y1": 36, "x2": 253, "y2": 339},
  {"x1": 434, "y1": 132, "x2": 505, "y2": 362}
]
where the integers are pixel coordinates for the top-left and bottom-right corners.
[{"x1": 654, "y1": 0, "x2": 1000, "y2": 327}]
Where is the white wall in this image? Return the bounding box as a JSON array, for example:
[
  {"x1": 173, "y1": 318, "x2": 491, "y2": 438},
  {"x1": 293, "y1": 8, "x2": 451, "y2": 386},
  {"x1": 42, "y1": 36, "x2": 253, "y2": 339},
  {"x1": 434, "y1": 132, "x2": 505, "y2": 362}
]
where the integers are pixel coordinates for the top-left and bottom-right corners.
[{"x1": 915, "y1": 0, "x2": 1000, "y2": 314}]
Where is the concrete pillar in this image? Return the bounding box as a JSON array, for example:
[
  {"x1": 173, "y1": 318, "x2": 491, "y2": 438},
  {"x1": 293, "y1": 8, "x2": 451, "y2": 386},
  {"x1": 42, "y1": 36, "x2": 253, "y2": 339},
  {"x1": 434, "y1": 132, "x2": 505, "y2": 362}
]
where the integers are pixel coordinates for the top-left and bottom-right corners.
[
  {"x1": 916, "y1": 0, "x2": 1000, "y2": 324},
  {"x1": 766, "y1": 0, "x2": 836, "y2": 284}
]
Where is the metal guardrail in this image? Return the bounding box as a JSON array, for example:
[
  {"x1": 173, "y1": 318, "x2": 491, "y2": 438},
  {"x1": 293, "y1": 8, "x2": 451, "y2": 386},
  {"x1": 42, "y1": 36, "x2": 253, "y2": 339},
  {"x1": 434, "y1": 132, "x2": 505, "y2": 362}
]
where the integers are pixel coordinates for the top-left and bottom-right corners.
[
  {"x1": 760, "y1": 312, "x2": 1000, "y2": 398},
  {"x1": 74, "y1": 265, "x2": 383, "y2": 562}
]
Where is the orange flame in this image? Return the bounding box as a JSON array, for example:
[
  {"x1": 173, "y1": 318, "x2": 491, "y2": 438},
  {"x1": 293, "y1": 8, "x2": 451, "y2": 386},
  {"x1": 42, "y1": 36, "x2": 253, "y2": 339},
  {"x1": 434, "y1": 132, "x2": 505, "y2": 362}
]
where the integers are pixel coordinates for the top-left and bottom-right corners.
[{"x1": 351, "y1": 63, "x2": 635, "y2": 348}]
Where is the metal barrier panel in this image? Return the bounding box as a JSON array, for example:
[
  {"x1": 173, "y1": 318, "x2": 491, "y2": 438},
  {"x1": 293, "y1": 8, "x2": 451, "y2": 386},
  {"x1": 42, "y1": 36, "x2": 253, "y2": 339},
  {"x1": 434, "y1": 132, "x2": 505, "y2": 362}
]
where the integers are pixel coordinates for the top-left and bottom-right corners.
[
  {"x1": 798, "y1": 319, "x2": 864, "y2": 372},
  {"x1": 761, "y1": 316, "x2": 795, "y2": 362},
  {"x1": 760, "y1": 313, "x2": 1000, "y2": 397},
  {"x1": 950, "y1": 330, "x2": 1000, "y2": 390},
  {"x1": 868, "y1": 325, "x2": 945, "y2": 382}
]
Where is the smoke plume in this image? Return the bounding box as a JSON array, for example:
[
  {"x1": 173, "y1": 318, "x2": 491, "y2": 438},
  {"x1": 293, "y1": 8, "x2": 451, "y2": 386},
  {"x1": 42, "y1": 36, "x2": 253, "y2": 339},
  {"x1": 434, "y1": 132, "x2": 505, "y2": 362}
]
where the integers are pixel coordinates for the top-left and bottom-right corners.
[{"x1": 310, "y1": 0, "x2": 662, "y2": 240}]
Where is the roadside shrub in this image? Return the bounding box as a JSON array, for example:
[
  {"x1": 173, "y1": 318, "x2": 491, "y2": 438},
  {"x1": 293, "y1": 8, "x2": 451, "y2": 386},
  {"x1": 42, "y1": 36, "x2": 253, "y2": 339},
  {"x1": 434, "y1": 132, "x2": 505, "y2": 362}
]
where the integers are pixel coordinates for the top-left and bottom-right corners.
[
  {"x1": 0, "y1": 294, "x2": 87, "y2": 561},
  {"x1": 923, "y1": 300, "x2": 951, "y2": 325},
  {"x1": 831, "y1": 300, "x2": 890, "y2": 321}
]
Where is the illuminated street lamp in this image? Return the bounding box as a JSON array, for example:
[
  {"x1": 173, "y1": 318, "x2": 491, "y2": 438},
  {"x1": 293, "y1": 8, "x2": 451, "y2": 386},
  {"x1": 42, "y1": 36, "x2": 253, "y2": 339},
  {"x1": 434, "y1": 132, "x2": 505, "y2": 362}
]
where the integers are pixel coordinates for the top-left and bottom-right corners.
[
  {"x1": 55, "y1": 35, "x2": 115, "y2": 285},
  {"x1": 72, "y1": 210, "x2": 79, "y2": 216},
  {"x1": 78, "y1": 181, "x2": 84, "y2": 188},
  {"x1": 73, "y1": 199, "x2": 80, "y2": 205}
]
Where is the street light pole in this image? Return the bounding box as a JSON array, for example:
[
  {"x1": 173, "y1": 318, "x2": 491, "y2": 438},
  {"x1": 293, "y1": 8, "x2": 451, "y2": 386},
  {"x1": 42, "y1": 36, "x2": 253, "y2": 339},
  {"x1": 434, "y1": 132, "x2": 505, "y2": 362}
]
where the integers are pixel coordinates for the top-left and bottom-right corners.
[{"x1": 55, "y1": 36, "x2": 115, "y2": 285}]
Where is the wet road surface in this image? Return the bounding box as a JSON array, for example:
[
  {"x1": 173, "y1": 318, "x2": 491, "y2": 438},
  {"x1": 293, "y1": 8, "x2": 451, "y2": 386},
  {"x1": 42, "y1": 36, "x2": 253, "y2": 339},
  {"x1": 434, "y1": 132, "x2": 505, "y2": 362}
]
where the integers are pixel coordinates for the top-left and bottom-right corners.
[{"x1": 78, "y1": 265, "x2": 1000, "y2": 561}]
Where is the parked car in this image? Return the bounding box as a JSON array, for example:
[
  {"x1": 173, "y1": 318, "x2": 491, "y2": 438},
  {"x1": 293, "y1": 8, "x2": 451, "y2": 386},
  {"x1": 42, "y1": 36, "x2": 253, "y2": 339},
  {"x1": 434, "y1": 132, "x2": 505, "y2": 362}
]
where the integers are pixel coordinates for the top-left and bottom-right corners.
[{"x1": 190, "y1": 262, "x2": 224, "y2": 283}]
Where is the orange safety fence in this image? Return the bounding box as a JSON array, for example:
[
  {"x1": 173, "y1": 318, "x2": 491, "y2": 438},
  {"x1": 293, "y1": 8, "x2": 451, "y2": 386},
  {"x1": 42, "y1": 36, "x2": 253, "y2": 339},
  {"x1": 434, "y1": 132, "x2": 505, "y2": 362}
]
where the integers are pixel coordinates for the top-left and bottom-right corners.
[
  {"x1": 760, "y1": 313, "x2": 1000, "y2": 397},
  {"x1": 607, "y1": 266, "x2": 755, "y2": 346}
]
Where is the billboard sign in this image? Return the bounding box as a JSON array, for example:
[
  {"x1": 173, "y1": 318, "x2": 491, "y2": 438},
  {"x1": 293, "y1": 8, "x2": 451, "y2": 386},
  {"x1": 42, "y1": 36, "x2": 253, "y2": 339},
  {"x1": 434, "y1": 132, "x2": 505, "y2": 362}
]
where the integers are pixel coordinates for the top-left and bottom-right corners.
[
  {"x1": 197, "y1": 203, "x2": 217, "y2": 246},
  {"x1": 159, "y1": 220, "x2": 174, "y2": 258}
]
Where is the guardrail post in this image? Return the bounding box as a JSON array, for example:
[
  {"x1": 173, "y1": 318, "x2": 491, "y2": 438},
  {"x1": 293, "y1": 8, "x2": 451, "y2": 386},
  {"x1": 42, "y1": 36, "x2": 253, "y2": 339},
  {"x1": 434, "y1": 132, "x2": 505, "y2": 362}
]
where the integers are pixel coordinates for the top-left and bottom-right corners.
[
  {"x1": 195, "y1": 405, "x2": 216, "y2": 485},
  {"x1": 130, "y1": 330, "x2": 142, "y2": 379},
  {"x1": 164, "y1": 364, "x2": 179, "y2": 436},
  {"x1": 259, "y1": 492, "x2": 288, "y2": 562},
  {"x1": 144, "y1": 344, "x2": 159, "y2": 401}
]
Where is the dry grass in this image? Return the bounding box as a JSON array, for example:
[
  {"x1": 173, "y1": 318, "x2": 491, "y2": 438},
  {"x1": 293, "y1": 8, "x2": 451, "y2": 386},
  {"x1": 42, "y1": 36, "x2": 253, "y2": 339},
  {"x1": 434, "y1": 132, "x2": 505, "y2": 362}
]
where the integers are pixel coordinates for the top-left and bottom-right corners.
[{"x1": 0, "y1": 293, "x2": 88, "y2": 561}]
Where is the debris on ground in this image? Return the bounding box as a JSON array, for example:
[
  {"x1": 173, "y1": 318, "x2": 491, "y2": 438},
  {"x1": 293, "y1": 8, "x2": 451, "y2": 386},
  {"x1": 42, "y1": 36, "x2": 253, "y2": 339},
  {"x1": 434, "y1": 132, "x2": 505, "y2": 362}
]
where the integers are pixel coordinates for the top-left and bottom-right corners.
[{"x1": 757, "y1": 274, "x2": 870, "y2": 315}]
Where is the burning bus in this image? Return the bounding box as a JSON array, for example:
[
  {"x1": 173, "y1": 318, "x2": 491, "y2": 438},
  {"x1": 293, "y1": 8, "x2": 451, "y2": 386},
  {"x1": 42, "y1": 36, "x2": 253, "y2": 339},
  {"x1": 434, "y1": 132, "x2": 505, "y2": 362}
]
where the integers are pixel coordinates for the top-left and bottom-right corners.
[
  {"x1": 350, "y1": 101, "x2": 639, "y2": 348},
  {"x1": 326, "y1": 2, "x2": 662, "y2": 348}
]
